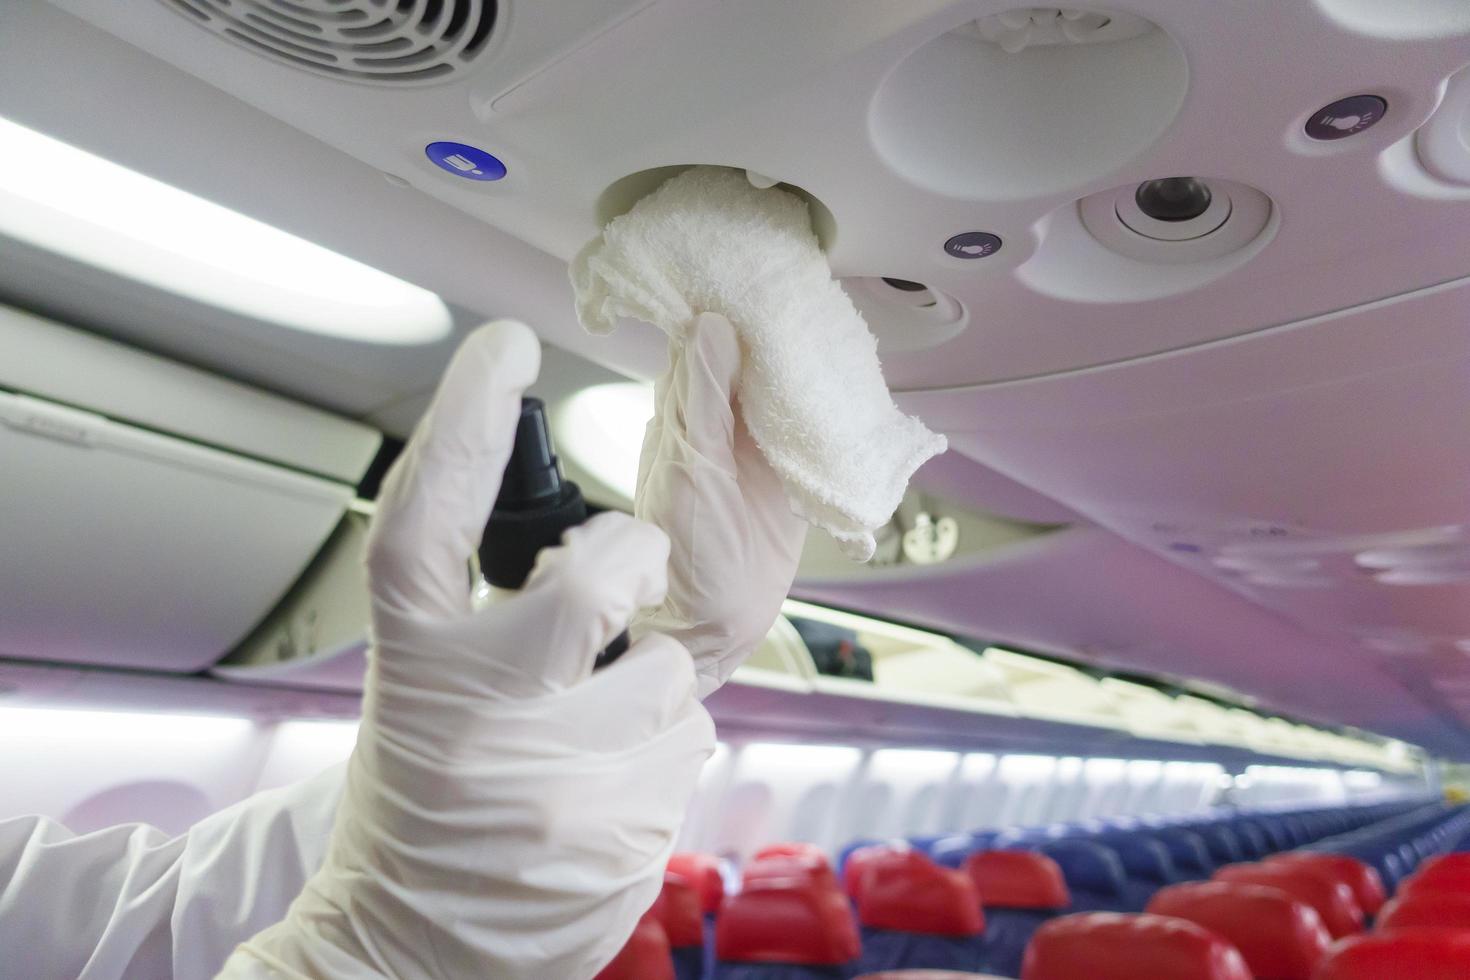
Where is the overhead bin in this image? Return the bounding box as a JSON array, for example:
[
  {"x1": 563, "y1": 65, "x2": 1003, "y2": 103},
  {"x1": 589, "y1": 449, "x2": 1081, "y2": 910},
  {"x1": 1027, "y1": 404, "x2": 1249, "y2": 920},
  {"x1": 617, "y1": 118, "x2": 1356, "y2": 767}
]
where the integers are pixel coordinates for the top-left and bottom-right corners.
[{"x1": 0, "y1": 305, "x2": 378, "y2": 672}]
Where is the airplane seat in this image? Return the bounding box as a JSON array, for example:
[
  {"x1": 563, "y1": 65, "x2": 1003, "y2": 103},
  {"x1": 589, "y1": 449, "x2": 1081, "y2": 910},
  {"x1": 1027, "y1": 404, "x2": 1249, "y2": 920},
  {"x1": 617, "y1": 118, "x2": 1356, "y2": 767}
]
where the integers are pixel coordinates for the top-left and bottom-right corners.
[
  {"x1": 714, "y1": 878, "x2": 860, "y2": 980},
  {"x1": 670, "y1": 853, "x2": 728, "y2": 916},
  {"x1": 1261, "y1": 819, "x2": 1294, "y2": 851},
  {"x1": 756, "y1": 843, "x2": 834, "y2": 867},
  {"x1": 964, "y1": 851, "x2": 1070, "y2": 979},
  {"x1": 1264, "y1": 853, "x2": 1386, "y2": 917},
  {"x1": 838, "y1": 840, "x2": 885, "y2": 877},
  {"x1": 595, "y1": 913, "x2": 677, "y2": 980},
  {"x1": 1019, "y1": 912, "x2": 1251, "y2": 980},
  {"x1": 906, "y1": 835, "x2": 947, "y2": 855},
  {"x1": 1036, "y1": 840, "x2": 1139, "y2": 912},
  {"x1": 1331, "y1": 844, "x2": 1404, "y2": 890},
  {"x1": 1098, "y1": 835, "x2": 1185, "y2": 886},
  {"x1": 655, "y1": 872, "x2": 708, "y2": 980},
  {"x1": 932, "y1": 833, "x2": 991, "y2": 869},
  {"x1": 1151, "y1": 828, "x2": 1216, "y2": 877},
  {"x1": 854, "y1": 849, "x2": 985, "y2": 974},
  {"x1": 1191, "y1": 825, "x2": 1247, "y2": 866},
  {"x1": 1376, "y1": 891, "x2": 1470, "y2": 931},
  {"x1": 989, "y1": 829, "x2": 1046, "y2": 851},
  {"x1": 1145, "y1": 881, "x2": 1331, "y2": 980},
  {"x1": 744, "y1": 853, "x2": 842, "y2": 896},
  {"x1": 1226, "y1": 822, "x2": 1271, "y2": 860},
  {"x1": 1402, "y1": 852, "x2": 1470, "y2": 895},
  {"x1": 843, "y1": 843, "x2": 910, "y2": 903},
  {"x1": 1212, "y1": 863, "x2": 1364, "y2": 938},
  {"x1": 1311, "y1": 928, "x2": 1470, "y2": 980}
]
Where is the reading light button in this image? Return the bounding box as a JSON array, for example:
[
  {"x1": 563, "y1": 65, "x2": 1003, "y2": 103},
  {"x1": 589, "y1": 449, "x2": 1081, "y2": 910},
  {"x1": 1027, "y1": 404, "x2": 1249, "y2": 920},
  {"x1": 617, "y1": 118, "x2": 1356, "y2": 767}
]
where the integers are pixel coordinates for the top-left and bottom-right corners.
[
  {"x1": 944, "y1": 231, "x2": 1002, "y2": 259},
  {"x1": 425, "y1": 142, "x2": 507, "y2": 181},
  {"x1": 1305, "y1": 95, "x2": 1387, "y2": 141}
]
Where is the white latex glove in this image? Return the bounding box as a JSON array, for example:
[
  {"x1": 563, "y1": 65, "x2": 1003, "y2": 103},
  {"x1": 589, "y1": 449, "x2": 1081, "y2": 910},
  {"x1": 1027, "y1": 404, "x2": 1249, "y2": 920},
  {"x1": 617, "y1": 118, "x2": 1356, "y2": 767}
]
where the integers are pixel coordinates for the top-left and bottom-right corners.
[
  {"x1": 633, "y1": 313, "x2": 807, "y2": 698},
  {"x1": 218, "y1": 321, "x2": 716, "y2": 980}
]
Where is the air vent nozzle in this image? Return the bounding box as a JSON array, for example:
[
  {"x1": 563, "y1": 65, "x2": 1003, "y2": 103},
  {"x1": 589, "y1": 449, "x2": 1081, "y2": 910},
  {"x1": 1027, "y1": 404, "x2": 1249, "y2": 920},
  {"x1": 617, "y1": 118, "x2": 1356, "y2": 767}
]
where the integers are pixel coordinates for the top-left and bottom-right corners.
[{"x1": 160, "y1": 0, "x2": 498, "y2": 86}]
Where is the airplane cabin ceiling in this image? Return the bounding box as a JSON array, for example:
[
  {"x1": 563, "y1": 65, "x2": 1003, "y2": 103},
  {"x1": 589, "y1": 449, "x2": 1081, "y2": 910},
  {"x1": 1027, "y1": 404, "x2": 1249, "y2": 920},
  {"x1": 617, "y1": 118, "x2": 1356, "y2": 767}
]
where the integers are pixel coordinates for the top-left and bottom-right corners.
[{"x1": 2, "y1": 1, "x2": 1470, "y2": 755}]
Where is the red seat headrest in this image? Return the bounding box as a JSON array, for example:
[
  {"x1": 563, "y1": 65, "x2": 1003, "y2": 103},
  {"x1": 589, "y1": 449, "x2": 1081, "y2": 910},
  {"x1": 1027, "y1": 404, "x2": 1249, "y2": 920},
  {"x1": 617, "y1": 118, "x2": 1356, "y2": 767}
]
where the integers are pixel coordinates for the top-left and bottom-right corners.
[
  {"x1": 667, "y1": 853, "x2": 725, "y2": 916},
  {"x1": 1378, "y1": 892, "x2": 1470, "y2": 931},
  {"x1": 1213, "y1": 862, "x2": 1364, "y2": 938},
  {"x1": 1402, "y1": 854, "x2": 1470, "y2": 897},
  {"x1": 716, "y1": 878, "x2": 860, "y2": 965},
  {"x1": 843, "y1": 842, "x2": 909, "y2": 901},
  {"x1": 652, "y1": 872, "x2": 705, "y2": 948},
  {"x1": 755, "y1": 842, "x2": 832, "y2": 867},
  {"x1": 1146, "y1": 881, "x2": 1330, "y2": 980},
  {"x1": 594, "y1": 914, "x2": 675, "y2": 980},
  {"x1": 857, "y1": 849, "x2": 984, "y2": 937},
  {"x1": 1264, "y1": 853, "x2": 1386, "y2": 916},
  {"x1": 964, "y1": 850, "x2": 1071, "y2": 910},
  {"x1": 1312, "y1": 928, "x2": 1470, "y2": 980},
  {"x1": 1021, "y1": 912, "x2": 1250, "y2": 980},
  {"x1": 743, "y1": 852, "x2": 841, "y2": 895}
]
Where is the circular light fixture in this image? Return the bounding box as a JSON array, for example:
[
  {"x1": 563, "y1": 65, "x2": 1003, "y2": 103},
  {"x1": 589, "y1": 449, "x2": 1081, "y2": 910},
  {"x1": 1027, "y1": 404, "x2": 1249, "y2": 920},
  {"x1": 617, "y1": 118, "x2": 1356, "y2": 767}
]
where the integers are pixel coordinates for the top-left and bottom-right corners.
[{"x1": 553, "y1": 382, "x2": 654, "y2": 504}]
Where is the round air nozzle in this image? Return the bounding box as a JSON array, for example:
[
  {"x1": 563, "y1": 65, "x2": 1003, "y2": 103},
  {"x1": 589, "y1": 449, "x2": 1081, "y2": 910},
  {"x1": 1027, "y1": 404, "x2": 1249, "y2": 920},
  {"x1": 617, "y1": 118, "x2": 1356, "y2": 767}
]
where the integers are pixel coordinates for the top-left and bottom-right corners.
[
  {"x1": 1135, "y1": 178, "x2": 1213, "y2": 222},
  {"x1": 159, "y1": 0, "x2": 498, "y2": 86}
]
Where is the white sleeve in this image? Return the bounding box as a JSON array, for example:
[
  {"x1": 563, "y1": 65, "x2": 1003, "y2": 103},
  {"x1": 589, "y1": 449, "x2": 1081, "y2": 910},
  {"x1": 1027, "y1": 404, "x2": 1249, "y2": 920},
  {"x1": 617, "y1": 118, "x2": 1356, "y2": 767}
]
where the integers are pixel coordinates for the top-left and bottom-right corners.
[{"x1": 0, "y1": 763, "x2": 344, "y2": 980}]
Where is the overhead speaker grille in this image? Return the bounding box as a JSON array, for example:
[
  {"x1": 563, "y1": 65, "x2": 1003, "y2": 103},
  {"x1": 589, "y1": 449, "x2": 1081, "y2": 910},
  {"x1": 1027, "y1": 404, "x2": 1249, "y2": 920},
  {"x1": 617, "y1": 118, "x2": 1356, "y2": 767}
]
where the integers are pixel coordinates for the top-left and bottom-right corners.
[{"x1": 160, "y1": 0, "x2": 498, "y2": 85}]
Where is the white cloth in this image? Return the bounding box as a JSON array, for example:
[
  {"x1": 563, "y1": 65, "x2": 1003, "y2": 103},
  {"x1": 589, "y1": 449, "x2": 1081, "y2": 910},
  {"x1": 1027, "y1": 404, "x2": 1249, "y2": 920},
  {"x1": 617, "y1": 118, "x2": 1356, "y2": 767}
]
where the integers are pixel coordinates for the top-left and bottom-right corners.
[{"x1": 571, "y1": 166, "x2": 947, "y2": 561}]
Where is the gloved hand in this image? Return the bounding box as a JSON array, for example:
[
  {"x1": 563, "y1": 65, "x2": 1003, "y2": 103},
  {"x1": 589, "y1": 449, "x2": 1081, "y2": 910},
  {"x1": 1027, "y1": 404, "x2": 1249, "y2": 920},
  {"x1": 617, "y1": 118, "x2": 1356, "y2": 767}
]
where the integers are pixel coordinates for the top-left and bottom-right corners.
[
  {"x1": 633, "y1": 313, "x2": 807, "y2": 698},
  {"x1": 217, "y1": 321, "x2": 716, "y2": 980}
]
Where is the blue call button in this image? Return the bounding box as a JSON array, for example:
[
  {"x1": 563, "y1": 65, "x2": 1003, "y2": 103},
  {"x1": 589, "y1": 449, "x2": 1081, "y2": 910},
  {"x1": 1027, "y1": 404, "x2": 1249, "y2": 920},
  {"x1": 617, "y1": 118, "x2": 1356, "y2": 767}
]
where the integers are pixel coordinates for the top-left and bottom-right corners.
[{"x1": 425, "y1": 142, "x2": 507, "y2": 181}]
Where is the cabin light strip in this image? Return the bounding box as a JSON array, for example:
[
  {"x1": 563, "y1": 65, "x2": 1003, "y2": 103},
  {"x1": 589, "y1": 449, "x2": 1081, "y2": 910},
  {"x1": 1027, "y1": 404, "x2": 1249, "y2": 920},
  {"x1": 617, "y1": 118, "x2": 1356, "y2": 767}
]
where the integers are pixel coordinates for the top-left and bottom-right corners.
[{"x1": 0, "y1": 116, "x2": 451, "y2": 345}]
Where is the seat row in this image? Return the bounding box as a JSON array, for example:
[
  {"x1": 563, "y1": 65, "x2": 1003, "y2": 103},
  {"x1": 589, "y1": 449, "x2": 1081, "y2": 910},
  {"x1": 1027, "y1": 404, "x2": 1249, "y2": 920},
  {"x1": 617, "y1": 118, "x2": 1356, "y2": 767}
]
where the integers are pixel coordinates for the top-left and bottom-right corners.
[{"x1": 594, "y1": 797, "x2": 1459, "y2": 979}]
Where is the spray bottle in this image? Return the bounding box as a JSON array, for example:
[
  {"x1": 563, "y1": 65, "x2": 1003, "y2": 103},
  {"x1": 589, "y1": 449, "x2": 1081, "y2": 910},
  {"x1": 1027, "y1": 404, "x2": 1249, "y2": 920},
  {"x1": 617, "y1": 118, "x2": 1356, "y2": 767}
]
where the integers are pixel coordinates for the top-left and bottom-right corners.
[{"x1": 478, "y1": 397, "x2": 629, "y2": 668}]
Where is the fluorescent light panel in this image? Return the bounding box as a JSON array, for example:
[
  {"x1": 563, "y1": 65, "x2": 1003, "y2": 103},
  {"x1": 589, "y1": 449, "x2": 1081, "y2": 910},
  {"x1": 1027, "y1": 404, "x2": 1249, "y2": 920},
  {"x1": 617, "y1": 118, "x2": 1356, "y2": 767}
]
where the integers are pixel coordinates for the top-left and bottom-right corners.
[
  {"x1": 0, "y1": 704, "x2": 253, "y2": 741},
  {"x1": 0, "y1": 117, "x2": 450, "y2": 344}
]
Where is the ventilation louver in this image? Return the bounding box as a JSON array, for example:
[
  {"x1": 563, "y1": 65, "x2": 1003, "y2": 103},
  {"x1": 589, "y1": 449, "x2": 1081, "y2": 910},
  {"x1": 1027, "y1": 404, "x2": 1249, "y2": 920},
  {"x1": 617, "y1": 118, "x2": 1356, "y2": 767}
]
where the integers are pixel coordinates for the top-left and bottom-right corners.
[{"x1": 160, "y1": 0, "x2": 498, "y2": 85}]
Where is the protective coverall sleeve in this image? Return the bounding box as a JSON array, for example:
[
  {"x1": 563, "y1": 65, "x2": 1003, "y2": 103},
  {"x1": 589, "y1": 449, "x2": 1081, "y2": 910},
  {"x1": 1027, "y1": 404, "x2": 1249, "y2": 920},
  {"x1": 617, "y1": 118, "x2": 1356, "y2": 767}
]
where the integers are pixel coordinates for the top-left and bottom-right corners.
[{"x1": 0, "y1": 762, "x2": 344, "y2": 980}]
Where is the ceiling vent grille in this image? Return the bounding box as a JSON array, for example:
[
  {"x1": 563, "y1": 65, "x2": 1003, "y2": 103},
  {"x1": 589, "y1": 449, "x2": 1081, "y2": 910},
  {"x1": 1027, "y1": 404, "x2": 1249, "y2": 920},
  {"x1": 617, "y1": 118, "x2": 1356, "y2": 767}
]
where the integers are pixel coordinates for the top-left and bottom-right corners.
[{"x1": 159, "y1": 0, "x2": 498, "y2": 85}]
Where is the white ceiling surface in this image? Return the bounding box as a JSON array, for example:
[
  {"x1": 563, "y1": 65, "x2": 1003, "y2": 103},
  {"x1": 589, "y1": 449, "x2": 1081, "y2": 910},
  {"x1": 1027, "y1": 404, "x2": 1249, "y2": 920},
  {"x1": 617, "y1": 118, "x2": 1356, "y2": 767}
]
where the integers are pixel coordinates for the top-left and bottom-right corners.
[{"x1": 2, "y1": 3, "x2": 1470, "y2": 752}]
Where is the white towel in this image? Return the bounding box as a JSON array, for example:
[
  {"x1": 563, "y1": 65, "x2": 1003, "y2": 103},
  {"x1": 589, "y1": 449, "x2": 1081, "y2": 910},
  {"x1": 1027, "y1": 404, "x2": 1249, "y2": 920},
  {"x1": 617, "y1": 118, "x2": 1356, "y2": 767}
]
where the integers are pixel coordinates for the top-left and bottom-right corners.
[{"x1": 570, "y1": 166, "x2": 947, "y2": 561}]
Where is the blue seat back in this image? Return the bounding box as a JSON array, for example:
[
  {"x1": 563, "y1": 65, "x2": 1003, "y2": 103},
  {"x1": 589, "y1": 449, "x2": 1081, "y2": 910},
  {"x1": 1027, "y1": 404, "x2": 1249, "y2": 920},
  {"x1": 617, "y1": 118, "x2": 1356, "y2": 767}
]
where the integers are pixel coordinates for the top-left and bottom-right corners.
[
  {"x1": 1101, "y1": 835, "x2": 1182, "y2": 884},
  {"x1": 855, "y1": 929, "x2": 983, "y2": 975},
  {"x1": 975, "y1": 907, "x2": 1057, "y2": 978},
  {"x1": 1038, "y1": 840, "x2": 1129, "y2": 910}
]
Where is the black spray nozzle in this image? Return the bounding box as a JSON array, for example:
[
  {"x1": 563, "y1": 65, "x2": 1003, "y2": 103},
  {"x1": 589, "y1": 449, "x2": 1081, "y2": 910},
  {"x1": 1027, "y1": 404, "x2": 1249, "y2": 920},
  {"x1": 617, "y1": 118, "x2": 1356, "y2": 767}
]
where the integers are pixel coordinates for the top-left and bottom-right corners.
[
  {"x1": 480, "y1": 397, "x2": 586, "y2": 591},
  {"x1": 479, "y1": 396, "x2": 627, "y2": 669},
  {"x1": 496, "y1": 397, "x2": 564, "y2": 510}
]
